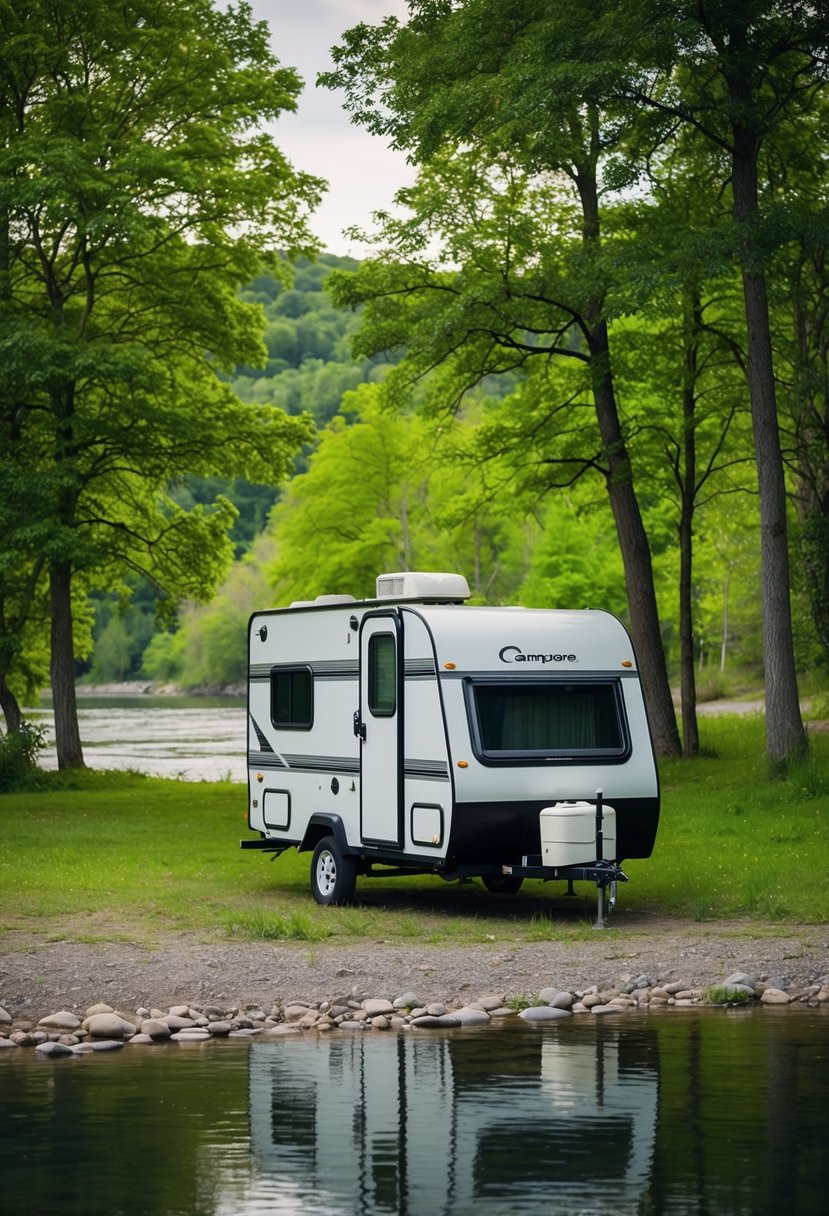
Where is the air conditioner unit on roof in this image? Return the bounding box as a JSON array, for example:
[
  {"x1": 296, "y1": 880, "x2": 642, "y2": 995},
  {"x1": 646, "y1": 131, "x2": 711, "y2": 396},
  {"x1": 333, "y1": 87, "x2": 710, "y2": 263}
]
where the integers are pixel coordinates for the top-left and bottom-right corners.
[{"x1": 375, "y1": 571, "x2": 471, "y2": 602}]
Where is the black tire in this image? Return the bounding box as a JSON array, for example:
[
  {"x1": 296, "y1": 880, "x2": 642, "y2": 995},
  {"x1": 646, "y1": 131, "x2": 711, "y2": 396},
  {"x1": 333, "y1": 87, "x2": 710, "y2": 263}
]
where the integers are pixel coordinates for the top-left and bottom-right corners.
[
  {"x1": 311, "y1": 835, "x2": 357, "y2": 906},
  {"x1": 482, "y1": 874, "x2": 524, "y2": 895}
]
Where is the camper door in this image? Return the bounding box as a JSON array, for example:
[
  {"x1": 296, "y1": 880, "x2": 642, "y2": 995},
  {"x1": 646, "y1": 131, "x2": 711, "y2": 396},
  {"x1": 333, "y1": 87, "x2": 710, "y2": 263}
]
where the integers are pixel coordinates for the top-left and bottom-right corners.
[{"x1": 358, "y1": 612, "x2": 403, "y2": 846}]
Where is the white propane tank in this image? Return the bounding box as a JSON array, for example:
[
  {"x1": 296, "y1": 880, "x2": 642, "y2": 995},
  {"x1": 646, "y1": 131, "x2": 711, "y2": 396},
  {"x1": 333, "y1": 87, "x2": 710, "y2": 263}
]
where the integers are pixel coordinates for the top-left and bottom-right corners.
[{"x1": 539, "y1": 801, "x2": 617, "y2": 866}]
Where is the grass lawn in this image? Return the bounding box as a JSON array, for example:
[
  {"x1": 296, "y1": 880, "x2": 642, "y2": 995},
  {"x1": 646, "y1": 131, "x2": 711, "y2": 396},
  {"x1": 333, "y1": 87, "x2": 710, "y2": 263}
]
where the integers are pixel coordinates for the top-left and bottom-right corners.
[{"x1": 1, "y1": 714, "x2": 827, "y2": 947}]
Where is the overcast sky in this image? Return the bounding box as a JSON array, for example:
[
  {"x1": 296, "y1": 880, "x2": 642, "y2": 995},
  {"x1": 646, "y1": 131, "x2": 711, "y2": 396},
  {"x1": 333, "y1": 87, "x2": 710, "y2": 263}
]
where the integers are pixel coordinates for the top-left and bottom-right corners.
[{"x1": 250, "y1": 0, "x2": 413, "y2": 257}]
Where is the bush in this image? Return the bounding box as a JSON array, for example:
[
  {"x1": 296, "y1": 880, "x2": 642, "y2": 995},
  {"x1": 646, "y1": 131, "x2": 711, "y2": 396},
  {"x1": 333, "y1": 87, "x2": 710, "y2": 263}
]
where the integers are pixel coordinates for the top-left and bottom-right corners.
[{"x1": 0, "y1": 720, "x2": 47, "y2": 792}]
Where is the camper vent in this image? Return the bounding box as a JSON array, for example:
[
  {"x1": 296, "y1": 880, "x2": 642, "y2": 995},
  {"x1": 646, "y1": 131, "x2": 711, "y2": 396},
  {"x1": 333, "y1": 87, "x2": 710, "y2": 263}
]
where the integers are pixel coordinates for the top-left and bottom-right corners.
[
  {"x1": 288, "y1": 594, "x2": 356, "y2": 607},
  {"x1": 375, "y1": 571, "x2": 471, "y2": 602}
]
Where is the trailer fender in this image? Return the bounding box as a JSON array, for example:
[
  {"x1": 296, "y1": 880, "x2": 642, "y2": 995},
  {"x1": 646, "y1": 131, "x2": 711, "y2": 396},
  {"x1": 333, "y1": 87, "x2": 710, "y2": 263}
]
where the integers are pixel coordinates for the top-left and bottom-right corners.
[{"x1": 299, "y1": 814, "x2": 351, "y2": 857}]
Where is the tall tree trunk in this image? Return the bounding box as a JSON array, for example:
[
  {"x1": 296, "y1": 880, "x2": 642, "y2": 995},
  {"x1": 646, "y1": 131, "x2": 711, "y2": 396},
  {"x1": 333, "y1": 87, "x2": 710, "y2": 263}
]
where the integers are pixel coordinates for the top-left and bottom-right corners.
[
  {"x1": 576, "y1": 146, "x2": 680, "y2": 758},
  {"x1": 590, "y1": 321, "x2": 681, "y2": 758},
  {"x1": 731, "y1": 138, "x2": 807, "y2": 766},
  {"x1": 49, "y1": 561, "x2": 85, "y2": 769},
  {"x1": 679, "y1": 288, "x2": 700, "y2": 758},
  {"x1": 0, "y1": 671, "x2": 22, "y2": 735}
]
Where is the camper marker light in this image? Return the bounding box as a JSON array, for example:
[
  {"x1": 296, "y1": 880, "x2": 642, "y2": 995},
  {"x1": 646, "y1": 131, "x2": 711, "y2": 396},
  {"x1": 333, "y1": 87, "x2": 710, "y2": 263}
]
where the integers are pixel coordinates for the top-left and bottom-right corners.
[
  {"x1": 257, "y1": 772, "x2": 263, "y2": 783},
  {"x1": 457, "y1": 760, "x2": 469, "y2": 768},
  {"x1": 622, "y1": 660, "x2": 633, "y2": 668},
  {"x1": 444, "y1": 662, "x2": 456, "y2": 669}
]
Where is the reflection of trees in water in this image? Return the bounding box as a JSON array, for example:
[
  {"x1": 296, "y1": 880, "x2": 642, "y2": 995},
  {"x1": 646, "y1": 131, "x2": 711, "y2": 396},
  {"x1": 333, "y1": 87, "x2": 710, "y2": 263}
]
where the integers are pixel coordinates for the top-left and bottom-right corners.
[
  {"x1": 250, "y1": 1015, "x2": 829, "y2": 1216},
  {"x1": 250, "y1": 1020, "x2": 661, "y2": 1214}
]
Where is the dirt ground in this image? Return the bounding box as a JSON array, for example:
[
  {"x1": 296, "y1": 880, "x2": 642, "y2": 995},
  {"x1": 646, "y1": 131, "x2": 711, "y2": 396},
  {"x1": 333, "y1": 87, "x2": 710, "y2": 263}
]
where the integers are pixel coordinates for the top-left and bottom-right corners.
[{"x1": 2, "y1": 914, "x2": 827, "y2": 1020}]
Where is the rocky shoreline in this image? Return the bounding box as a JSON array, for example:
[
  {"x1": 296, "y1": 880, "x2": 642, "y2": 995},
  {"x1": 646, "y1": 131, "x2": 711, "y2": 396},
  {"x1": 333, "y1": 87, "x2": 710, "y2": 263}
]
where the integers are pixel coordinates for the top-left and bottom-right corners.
[{"x1": 2, "y1": 968, "x2": 828, "y2": 1058}]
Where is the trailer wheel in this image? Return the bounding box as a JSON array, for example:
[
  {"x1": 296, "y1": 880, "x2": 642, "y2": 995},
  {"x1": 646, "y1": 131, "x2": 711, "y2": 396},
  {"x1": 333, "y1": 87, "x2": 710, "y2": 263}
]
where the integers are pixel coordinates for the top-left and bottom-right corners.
[
  {"x1": 482, "y1": 874, "x2": 524, "y2": 895},
  {"x1": 311, "y1": 836, "x2": 357, "y2": 906}
]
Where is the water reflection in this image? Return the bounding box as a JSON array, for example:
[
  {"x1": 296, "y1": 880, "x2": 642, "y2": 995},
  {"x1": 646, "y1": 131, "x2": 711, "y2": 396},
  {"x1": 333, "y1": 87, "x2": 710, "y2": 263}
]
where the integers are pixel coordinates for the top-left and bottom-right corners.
[
  {"x1": 1, "y1": 1012, "x2": 828, "y2": 1216},
  {"x1": 249, "y1": 1022, "x2": 658, "y2": 1214}
]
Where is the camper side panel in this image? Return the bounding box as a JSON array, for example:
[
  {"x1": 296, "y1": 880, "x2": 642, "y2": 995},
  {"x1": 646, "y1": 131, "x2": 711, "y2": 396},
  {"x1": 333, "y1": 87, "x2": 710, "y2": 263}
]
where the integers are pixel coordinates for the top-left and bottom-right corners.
[
  {"x1": 247, "y1": 609, "x2": 360, "y2": 847},
  {"x1": 401, "y1": 610, "x2": 453, "y2": 859}
]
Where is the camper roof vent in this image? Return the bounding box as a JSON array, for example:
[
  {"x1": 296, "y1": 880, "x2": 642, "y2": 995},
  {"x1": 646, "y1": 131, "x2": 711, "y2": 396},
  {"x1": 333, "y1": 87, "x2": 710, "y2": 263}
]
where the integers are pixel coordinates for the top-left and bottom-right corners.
[
  {"x1": 376, "y1": 571, "x2": 471, "y2": 602},
  {"x1": 314, "y1": 594, "x2": 356, "y2": 605}
]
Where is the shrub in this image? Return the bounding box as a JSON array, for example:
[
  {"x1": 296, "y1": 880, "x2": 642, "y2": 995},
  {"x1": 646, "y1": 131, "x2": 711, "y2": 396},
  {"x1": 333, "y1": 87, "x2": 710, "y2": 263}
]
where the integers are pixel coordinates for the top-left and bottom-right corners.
[{"x1": 0, "y1": 720, "x2": 47, "y2": 792}]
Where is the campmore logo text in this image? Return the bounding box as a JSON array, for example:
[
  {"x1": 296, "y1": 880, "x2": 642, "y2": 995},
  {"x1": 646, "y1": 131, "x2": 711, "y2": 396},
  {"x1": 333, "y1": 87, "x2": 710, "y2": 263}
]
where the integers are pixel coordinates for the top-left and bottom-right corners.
[{"x1": 498, "y1": 645, "x2": 577, "y2": 664}]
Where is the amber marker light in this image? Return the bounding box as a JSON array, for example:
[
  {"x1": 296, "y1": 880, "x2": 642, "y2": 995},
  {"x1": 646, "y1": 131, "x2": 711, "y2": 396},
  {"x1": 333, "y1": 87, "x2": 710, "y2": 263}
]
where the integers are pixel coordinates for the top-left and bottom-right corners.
[
  {"x1": 457, "y1": 760, "x2": 469, "y2": 768},
  {"x1": 257, "y1": 772, "x2": 264, "y2": 783},
  {"x1": 621, "y1": 660, "x2": 633, "y2": 668},
  {"x1": 444, "y1": 662, "x2": 457, "y2": 669}
]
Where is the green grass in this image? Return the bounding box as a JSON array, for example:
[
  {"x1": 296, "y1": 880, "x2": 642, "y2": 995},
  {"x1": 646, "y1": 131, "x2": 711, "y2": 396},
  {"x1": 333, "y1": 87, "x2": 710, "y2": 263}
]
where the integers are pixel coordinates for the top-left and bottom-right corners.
[{"x1": 1, "y1": 715, "x2": 827, "y2": 948}]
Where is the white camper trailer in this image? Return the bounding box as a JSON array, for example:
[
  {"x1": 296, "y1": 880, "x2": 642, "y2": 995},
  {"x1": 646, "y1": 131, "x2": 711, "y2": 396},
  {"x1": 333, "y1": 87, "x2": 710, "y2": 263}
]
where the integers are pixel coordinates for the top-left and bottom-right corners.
[{"x1": 243, "y1": 572, "x2": 659, "y2": 916}]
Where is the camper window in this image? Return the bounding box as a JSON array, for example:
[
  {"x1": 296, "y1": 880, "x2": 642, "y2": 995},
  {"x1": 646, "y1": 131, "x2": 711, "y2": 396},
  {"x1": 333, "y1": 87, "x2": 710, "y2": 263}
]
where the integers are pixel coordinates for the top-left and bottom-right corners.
[
  {"x1": 464, "y1": 677, "x2": 629, "y2": 764},
  {"x1": 368, "y1": 633, "x2": 396, "y2": 716},
  {"x1": 270, "y1": 666, "x2": 314, "y2": 729}
]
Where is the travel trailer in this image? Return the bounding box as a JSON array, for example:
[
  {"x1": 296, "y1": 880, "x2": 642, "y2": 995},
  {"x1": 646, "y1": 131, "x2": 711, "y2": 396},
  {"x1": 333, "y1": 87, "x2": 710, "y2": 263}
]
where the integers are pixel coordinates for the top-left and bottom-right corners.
[{"x1": 242, "y1": 572, "x2": 659, "y2": 920}]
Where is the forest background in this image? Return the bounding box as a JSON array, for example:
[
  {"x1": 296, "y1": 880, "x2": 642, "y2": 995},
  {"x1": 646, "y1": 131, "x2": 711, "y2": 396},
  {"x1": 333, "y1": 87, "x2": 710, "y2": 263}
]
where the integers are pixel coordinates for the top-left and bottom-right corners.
[{"x1": 2, "y1": 0, "x2": 828, "y2": 772}]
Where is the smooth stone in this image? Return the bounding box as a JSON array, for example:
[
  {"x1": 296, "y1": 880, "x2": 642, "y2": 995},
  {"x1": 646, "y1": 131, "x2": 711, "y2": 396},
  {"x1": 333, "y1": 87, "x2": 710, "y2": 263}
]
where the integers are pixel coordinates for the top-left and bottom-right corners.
[
  {"x1": 363, "y1": 999, "x2": 395, "y2": 1017},
  {"x1": 519, "y1": 1006, "x2": 572, "y2": 1022},
  {"x1": 393, "y1": 992, "x2": 423, "y2": 1010},
  {"x1": 83, "y1": 1013, "x2": 130, "y2": 1039},
  {"x1": 35, "y1": 1040, "x2": 75, "y2": 1057},
  {"x1": 85, "y1": 1003, "x2": 114, "y2": 1016},
  {"x1": 592, "y1": 1004, "x2": 627, "y2": 1014},
  {"x1": 208, "y1": 1021, "x2": 232, "y2": 1036},
  {"x1": 425, "y1": 1003, "x2": 447, "y2": 1017},
  {"x1": 370, "y1": 1016, "x2": 391, "y2": 1030},
  {"x1": 283, "y1": 1005, "x2": 311, "y2": 1022},
  {"x1": 38, "y1": 1011, "x2": 82, "y2": 1031},
  {"x1": 0, "y1": 1037, "x2": 19, "y2": 1048},
  {"x1": 87, "y1": 1040, "x2": 125, "y2": 1052},
  {"x1": 723, "y1": 972, "x2": 758, "y2": 992},
  {"x1": 760, "y1": 988, "x2": 792, "y2": 1005},
  {"x1": 164, "y1": 1015, "x2": 195, "y2": 1031},
  {"x1": 141, "y1": 1019, "x2": 172, "y2": 1040},
  {"x1": 410, "y1": 1015, "x2": 462, "y2": 1028},
  {"x1": 470, "y1": 995, "x2": 507, "y2": 1012},
  {"x1": 452, "y1": 1007, "x2": 491, "y2": 1026},
  {"x1": 546, "y1": 992, "x2": 574, "y2": 1010},
  {"x1": 0, "y1": 1007, "x2": 12, "y2": 1025},
  {"x1": 170, "y1": 1029, "x2": 211, "y2": 1041},
  {"x1": 127, "y1": 1034, "x2": 156, "y2": 1044}
]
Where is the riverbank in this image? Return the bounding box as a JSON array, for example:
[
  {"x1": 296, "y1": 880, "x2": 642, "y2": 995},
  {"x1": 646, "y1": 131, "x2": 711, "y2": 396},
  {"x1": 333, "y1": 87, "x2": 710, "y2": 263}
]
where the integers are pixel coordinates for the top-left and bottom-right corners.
[
  {"x1": 2, "y1": 916, "x2": 828, "y2": 1027},
  {"x1": 2, "y1": 924, "x2": 828, "y2": 1054}
]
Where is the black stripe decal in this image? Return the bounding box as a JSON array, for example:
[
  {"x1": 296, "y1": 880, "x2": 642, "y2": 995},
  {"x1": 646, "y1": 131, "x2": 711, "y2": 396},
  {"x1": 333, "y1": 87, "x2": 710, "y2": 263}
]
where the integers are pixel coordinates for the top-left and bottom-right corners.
[{"x1": 249, "y1": 714, "x2": 273, "y2": 753}]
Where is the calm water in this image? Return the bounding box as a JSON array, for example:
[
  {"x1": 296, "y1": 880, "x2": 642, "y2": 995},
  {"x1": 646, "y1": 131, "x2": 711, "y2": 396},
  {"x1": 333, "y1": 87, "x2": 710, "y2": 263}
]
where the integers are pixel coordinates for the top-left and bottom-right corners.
[
  {"x1": 28, "y1": 695, "x2": 246, "y2": 782},
  {"x1": 1, "y1": 1011, "x2": 828, "y2": 1216}
]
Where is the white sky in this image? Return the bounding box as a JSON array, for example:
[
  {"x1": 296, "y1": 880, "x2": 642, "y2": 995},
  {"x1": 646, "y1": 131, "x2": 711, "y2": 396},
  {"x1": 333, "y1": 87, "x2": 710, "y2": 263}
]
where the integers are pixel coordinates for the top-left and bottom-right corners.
[{"x1": 249, "y1": 0, "x2": 413, "y2": 257}]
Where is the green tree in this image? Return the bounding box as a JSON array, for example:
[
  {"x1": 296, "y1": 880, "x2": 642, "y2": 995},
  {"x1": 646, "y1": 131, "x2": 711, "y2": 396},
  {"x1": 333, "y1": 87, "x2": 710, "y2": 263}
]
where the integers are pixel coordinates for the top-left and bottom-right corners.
[
  {"x1": 322, "y1": 2, "x2": 683, "y2": 757},
  {"x1": 615, "y1": 0, "x2": 826, "y2": 761},
  {"x1": 266, "y1": 384, "x2": 524, "y2": 608},
  {"x1": 0, "y1": 0, "x2": 320, "y2": 765}
]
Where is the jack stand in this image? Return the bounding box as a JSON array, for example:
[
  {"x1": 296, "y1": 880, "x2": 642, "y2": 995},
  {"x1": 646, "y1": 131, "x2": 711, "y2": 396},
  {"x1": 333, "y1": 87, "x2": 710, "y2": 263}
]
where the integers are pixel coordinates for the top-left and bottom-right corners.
[
  {"x1": 566, "y1": 879, "x2": 576, "y2": 897},
  {"x1": 593, "y1": 883, "x2": 606, "y2": 930}
]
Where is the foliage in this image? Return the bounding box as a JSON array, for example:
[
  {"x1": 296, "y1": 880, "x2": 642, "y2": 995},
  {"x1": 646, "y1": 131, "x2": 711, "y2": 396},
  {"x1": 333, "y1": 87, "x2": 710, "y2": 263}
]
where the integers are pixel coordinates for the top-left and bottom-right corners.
[
  {"x1": 0, "y1": 719, "x2": 45, "y2": 791},
  {"x1": 0, "y1": 0, "x2": 322, "y2": 762},
  {"x1": 705, "y1": 985, "x2": 755, "y2": 1006}
]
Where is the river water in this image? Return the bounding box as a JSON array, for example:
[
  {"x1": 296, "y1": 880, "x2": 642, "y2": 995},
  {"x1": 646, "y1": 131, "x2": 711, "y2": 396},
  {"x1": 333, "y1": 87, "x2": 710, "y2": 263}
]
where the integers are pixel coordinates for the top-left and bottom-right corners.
[
  {"x1": 28, "y1": 694, "x2": 247, "y2": 782},
  {"x1": 1, "y1": 1011, "x2": 828, "y2": 1216}
]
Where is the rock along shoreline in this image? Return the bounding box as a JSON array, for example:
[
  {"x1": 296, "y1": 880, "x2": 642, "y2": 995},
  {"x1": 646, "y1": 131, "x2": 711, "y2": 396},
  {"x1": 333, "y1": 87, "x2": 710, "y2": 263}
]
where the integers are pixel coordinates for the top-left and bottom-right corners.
[{"x1": 2, "y1": 969, "x2": 828, "y2": 1059}]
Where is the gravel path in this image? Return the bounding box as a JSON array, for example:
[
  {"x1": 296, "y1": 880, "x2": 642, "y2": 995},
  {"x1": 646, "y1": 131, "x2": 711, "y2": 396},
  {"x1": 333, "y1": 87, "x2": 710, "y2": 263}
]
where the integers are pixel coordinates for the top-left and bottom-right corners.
[{"x1": 2, "y1": 916, "x2": 828, "y2": 1020}]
